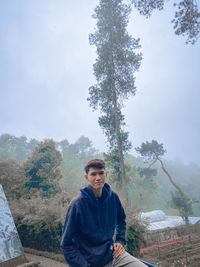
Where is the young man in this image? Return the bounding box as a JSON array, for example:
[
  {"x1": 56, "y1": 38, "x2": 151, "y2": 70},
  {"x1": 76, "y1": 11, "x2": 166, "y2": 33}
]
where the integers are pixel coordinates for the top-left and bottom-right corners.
[{"x1": 61, "y1": 159, "x2": 147, "y2": 267}]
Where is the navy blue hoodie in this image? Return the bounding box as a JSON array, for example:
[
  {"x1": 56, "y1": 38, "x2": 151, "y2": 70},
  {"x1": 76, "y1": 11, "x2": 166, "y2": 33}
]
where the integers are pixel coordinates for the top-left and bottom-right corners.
[{"x1": 60, "y1": 183, "x2": 126, "y2": 267}]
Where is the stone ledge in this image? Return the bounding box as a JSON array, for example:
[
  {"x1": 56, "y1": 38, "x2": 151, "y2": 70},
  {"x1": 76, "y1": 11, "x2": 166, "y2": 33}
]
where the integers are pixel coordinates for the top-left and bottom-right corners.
[
  {"x1": 0, "y1": 255, "x2": 28, "y2": 267},
  {"x1": 18, "y1": 261, "x2": 40, "y2": 267},
  {"x1": 24, "y1": 248, "x2": 65, "y2": 263}
]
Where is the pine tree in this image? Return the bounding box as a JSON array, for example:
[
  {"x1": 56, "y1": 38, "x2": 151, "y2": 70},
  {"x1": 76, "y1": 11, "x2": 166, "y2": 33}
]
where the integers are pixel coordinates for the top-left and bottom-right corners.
[
  {"x1": 88, "y1": 0, "x2": 142, "y2": 204},
  {"x1": 24, "y1": 139, "x2": 62, "y2": 197},
  {"x1": 136, "y1": 140, "x2": 198, "y2": 222},
  {"x1": 132, "y1": 0, "x2": 200, "y2": 44}
]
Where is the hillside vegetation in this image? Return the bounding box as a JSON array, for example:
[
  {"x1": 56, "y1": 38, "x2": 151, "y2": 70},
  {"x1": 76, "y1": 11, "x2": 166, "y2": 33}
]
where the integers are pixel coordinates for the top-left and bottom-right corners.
[{"x1": 0, "y1": 133, "x2": 200, "y2": 253}]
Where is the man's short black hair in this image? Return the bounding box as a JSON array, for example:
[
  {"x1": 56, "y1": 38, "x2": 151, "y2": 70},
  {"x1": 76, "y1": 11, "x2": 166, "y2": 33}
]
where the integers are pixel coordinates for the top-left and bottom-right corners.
[{"x1": 84, "y1": 159, "x2": 105, "y2": 174}]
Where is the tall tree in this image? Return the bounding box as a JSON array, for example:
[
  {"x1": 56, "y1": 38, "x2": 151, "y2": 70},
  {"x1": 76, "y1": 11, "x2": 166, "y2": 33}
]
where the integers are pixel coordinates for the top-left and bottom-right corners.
[
  {"x1": 135, "y1": 140, "x2": 183, "y2": 192},
  {"x1": 132, "y1": 0, "x2": 200, "y2": 44},
  {"x1": 135, "y1": 140, "x2": 198, "y2": 222},
  {"x1": 88, "y1": 0, "x2": 142, "y2": 204}
]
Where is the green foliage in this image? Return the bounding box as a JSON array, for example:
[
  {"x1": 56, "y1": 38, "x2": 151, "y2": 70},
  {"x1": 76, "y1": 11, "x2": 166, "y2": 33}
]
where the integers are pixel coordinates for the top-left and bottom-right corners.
[
  {"x1": 125, "y1": 206, "x2": 148, "y2": 256},
  {"x1": 88, "y1": 0, "x2": 142, "y2": 187},
  {"x1": 172, "y1": 0, "x2": 200, "y2": 44},
  {"x1": 133, "y1": 0, "x2": 200, "y2": 44},
  {"x1": 126, "y1": 226, "x2": 139, "y2": 255},
  {"x1": 135, "y1": 140, "x2": 166, "y2": 164},
  {"x1": 16, "y1": 217, "x2": 62, "y2": 252},
  {"x1": 169, "y1": 190, "x2": 199, "y2": 220},
  {"x1": 24, "y1": 139, "x2": 62, "y2": 196},
  {"x1": 132, "y1": 0, "x2": 165, "y2": 17}
]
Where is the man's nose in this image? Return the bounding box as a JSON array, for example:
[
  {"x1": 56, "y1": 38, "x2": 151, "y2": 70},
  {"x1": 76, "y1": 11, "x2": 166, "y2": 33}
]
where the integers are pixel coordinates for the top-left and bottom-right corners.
[{"x1": 95, "y1": 174, "x2": 101, "y2": 180}]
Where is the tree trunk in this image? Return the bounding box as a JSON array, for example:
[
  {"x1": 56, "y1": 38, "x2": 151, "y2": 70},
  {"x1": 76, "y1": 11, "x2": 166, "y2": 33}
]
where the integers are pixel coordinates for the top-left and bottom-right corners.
[
  {"x1": 158, "y1": 158, "x2": 183, "y2": 194},
  {"x1": 112, "y1": 84, "x2": 128, "y2": 206},
  {"x1": 109, "y1": 29, "x2": 128, "y2": 207}
]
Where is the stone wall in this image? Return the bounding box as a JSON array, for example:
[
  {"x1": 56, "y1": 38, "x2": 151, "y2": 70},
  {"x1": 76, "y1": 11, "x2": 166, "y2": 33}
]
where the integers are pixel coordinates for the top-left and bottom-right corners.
[{"x1": 143, "y1": 222, "x2": 200, "y2": 247}]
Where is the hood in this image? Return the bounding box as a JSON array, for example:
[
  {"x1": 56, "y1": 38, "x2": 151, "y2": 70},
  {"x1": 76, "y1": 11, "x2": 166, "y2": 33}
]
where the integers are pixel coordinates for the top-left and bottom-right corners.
[{"x1": 80, "y1": 183, "x2": 111, "y2": 207}]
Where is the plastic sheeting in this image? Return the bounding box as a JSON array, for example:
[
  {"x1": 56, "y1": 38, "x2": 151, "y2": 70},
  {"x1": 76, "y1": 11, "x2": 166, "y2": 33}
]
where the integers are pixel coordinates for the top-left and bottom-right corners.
[
  {"x1": 0, "y1": 184, "x2": 24, "y2": 263},
  {"x1": 141, "y1": 210, "x2": 167, "y2": 223},
  {"x1": 141, "y1": 210, "x2": 200, "y2": 231}
]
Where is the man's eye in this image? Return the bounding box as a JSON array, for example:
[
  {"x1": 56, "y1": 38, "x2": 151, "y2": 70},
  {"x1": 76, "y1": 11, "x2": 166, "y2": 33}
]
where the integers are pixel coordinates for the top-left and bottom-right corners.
[{"x1": 90, "y1": 172, "x2": 104, "y2": 176}]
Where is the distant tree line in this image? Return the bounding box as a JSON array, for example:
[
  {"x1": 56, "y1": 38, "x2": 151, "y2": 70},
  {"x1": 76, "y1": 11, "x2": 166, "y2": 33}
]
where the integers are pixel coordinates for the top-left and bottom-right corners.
[
  {"x1": 0, "y1": 133, "x2": 99, "y2": 163},
  {"x1": 0, "y1": 133, "x2": 38, "y2": 160}
]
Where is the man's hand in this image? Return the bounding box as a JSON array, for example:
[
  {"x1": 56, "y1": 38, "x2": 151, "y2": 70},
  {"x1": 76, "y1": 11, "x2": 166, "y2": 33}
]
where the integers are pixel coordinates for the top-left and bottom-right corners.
[{"x1": 113, "y1": 243, "x2": 125, "y2": 258}]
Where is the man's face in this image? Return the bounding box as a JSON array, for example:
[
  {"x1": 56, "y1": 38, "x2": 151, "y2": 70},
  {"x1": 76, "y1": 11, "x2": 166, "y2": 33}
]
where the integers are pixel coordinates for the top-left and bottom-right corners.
[{"x1": 84, "y1": 167, "x2": 107, "y2": 191}]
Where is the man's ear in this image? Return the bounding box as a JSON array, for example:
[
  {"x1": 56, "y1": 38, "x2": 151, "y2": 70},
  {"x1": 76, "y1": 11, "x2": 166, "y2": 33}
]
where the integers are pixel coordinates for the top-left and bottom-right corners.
[{"x1": 84, "y1": 174, "x2": 88, "y2": 181}]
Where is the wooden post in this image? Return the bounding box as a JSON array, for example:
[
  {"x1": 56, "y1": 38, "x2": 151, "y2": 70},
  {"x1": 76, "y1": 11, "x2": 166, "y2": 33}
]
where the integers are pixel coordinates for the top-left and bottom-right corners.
[{"x1": 157, "y1": 231, "x2": 161, "y2": 260}]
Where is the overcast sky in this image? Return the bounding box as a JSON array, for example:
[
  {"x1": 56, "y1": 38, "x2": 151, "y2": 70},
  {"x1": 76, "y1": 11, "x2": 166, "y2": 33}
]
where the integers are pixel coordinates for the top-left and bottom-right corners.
[{"x1": 0, "y1": 0, "x2": 199, "y2": 164}]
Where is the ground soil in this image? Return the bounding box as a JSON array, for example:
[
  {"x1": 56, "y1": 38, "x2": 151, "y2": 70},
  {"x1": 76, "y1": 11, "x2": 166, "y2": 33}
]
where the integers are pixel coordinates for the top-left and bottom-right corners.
[
  {"x1": 24, "y1": 234, "x2": 200, "y2": 267},
  {"x1": 25, "y1": 253, "x2": 68, "y2": 267},
  {"x1": 140, "y1": 234, "x2": 200, "y2": 267}
]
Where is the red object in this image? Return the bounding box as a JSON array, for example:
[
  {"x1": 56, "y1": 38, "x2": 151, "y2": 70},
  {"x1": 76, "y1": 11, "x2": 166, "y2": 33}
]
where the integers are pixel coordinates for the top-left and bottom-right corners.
[{"x1": 140, "y1": 234, "x2": 198, "y2": 254}]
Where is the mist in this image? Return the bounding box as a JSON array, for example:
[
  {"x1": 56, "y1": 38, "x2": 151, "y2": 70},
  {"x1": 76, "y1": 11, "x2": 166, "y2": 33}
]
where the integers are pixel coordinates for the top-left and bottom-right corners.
[{"x1": 0, "y1": 0, "x2": 200, "y2": 164}]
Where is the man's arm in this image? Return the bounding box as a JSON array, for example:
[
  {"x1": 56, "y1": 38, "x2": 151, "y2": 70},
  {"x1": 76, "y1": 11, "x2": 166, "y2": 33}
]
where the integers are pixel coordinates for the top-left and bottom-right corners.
[
  {"x1": 115, "y1": 195, "x2": 126, "y2": 245},
  {"x1": 112, "y1": 195, "x2": 126, "y2": 258},
  {"x1": 60, "y1": 203, "x2": 89, "y2": 267}
]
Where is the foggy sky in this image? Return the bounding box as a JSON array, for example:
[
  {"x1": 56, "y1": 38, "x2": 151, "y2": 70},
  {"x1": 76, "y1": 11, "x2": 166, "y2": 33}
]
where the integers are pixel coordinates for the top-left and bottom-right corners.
[{"x1": 0, "y1": 0, "x2": 200, "y2": 164}]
